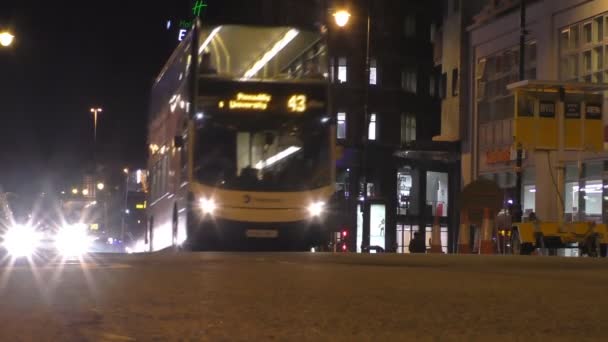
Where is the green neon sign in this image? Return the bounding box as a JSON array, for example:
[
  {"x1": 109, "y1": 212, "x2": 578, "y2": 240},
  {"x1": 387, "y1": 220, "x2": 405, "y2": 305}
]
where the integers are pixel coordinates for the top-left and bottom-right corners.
[{"x1": 192, "y1": 0, "x2": 208, "y2": 17}]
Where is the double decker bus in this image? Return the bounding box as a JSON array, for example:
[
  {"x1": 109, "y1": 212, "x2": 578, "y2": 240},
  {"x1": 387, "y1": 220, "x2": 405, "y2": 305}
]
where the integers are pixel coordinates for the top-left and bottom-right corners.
[{"x1": 146, "y1": 23, "x2": 334, "y2": 251}]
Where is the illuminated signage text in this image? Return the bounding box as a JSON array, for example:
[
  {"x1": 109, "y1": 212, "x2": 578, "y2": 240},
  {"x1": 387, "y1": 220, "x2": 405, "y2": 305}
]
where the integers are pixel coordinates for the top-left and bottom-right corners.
[
  {"x1": 287, "y1": 94, "x2": 307, "y2": 112},
  {"x1": 227, "y1": 93, "x2": 272, "y2": 111},
  {"x1": 178, "y1": 29, "x2": 188, "y2": 41}
]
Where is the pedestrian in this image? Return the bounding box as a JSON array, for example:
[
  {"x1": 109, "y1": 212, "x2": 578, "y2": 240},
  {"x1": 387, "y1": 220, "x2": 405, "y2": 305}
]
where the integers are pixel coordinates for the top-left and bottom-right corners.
[{"x1": 408, "y1": 232, "x2": 426, "y2": 253}]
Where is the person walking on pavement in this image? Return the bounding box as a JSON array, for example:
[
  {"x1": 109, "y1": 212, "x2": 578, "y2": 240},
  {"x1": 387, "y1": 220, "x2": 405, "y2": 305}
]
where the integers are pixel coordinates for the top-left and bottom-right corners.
[{"x1": 409, "y1": 232, "x2": 426, "y2": 253}]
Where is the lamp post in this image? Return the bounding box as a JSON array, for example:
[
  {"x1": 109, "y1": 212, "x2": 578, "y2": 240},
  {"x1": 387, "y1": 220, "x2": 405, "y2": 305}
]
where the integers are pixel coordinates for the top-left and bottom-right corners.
[
  {"x1": 513, "y1": 0, "x2": 526, "y2": 224},
  {"x1": 90, "y1": 107, "x2": 103, "y2": 144},
  {"x1": 0, "y1": 31, "x2": 15, "y2": 47},
  {"x1": 333, "y1": 3, "x2": 372, "y2": 251},
  {"x1": 121, "y1": 168, "x2": 129, "y2": 241}
]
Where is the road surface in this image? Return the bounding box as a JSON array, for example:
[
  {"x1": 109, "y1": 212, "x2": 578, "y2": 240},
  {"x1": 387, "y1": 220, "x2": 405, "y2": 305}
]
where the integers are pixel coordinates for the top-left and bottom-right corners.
[{"x1": 0, "y1": 252, "x2": 607, "y2": 341}]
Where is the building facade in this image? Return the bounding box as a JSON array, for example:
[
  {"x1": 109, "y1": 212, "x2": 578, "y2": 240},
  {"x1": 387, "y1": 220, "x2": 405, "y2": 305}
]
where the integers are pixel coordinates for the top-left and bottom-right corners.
[
  {"x1": 465, "y1": 0, "x2": 608, "y2": 225},
  {"x1": 324, "y1": 0, "x2": 456, "y2": 253}
]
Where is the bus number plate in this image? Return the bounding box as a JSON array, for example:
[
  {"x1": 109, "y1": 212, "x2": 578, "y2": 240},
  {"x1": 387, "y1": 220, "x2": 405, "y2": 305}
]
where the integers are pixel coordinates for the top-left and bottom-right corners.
[{"x1": 246, "y1": 229, "x2": 279, "y2": 238}]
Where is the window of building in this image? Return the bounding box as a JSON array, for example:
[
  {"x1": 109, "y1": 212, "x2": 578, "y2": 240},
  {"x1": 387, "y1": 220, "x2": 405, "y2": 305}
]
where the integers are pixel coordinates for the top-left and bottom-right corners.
[
  {"x1": 404, "y1": 15, "x2": 416, "y2": 37},
  {"x1": 338, "y1": 57, "x2": 347, "y2": 83},
  {"x1": 426, "y1": 171, "x2": 448, "y2": 218},
  {"x1": 452, "y1": 68, "x2": 459, "y2": 96},
  {"x1": 369, "y1": 58, "x2": 377, "y2": 85},
  {"x1": 595, "y1": 17, "x2": 603, "y2": 42},
  {"x1": 400, "y1": 114, "x2": 416, "y2": 144},
  {"x1": 583, "y1": 50, "x2": 592, "y2": 72},
  {"x1": 476, "y1": 41, "x2": 536, "y2": 134},
  {"x1": 368, "y1": 113, "x2": 377, "y2": 141},
  {"x1": 564, "y1": 164, "x2": 579, "y2": 219},
  {"x1": 425, "y1": 226, "x2": 449, "y2": 253},
  {"x1": 337, "y1": 112, "x2": 347, "y2": 140},
  {"x1": 583, "y1": 22, "x2": 592, "y2": 44},
  {"x1": 584, "y1": 162, "x2": 603, "y2": 221},
  {"x1": 370, "y1": 204, "x2": 386, "y2": 250},
  {"x1": 522, "y1": 168, "x2": 536, "y2": 218},
  {"x1": 396, "y1": 225, "x2": 417, "y2": 253},
  {"x1": 397, "y1": 170, "x2": 413, "y2": 216},
  {"x1": 560, "y1": 29, "x2": 570, "y2": 51},
  {"x1": 571, "y1": 25, "x2": 580, "y2": 49},
  {"x1": 401, "y1": 69, "x2": 417, "y2": 93},
  {"x1": 594, "y1": 46, "x2": 603, "y2": 71}
]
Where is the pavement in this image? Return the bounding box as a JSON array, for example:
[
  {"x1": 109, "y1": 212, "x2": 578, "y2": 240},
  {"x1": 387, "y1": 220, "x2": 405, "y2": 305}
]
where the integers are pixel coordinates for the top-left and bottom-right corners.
[{"x1": 0, "y1": 252, "x2": 607, "y2": 341}]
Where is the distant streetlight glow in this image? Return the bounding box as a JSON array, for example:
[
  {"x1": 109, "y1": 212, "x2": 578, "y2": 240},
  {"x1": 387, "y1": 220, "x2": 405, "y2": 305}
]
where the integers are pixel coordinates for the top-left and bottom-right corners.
[
  {"x1": 333, "y1": 10, "x2": 351, "y2": 27},
  {"x1": 82, "y1": 189, "x2": 89, "y2": 196},
  {"x1": 0, "y1": 31, "x2": 15, "y2": 47},
  {"x1": 71, "y1": 188, "x2": 78, "y2": 195},
  {"x1": 90, "y1": 107, "x2": 103, "y2": 144},
  {"x1": 97, "y1": 182, "x2": 105, "y2": 191},
  {"x1": 123, "y1": 168, "x2": 129, "y2": 174}
]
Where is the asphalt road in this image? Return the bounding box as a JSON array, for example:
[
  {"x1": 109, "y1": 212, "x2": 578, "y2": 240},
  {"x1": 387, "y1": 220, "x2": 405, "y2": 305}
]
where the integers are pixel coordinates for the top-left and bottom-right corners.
[{"x1": 0, "y1": 252, "x2": 607, "y2": 341}]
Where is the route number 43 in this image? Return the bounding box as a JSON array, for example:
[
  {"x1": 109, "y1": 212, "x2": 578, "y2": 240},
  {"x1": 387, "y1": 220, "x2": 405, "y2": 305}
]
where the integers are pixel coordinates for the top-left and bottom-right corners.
[{"x1": 288, "y1": 95, "x2": 307, "y2": 112}]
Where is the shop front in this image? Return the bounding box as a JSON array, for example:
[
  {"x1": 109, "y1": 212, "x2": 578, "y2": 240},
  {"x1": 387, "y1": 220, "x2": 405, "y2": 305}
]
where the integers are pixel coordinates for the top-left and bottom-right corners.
[{"x1": 392, "y1": 147, "x2": 460, "y2": 253}]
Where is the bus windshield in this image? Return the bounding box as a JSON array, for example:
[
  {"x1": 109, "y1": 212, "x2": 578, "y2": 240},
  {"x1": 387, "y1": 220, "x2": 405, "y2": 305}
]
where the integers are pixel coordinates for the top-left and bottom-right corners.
[{"x1": 195, "y1": 112, "x2": 330, "y2": 192}]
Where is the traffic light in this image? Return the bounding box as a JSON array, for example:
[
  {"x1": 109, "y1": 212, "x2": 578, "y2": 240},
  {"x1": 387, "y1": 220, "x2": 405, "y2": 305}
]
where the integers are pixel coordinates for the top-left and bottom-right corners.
[{"x1": 340, "y1": 228, "x2": 349, "y2": 252}]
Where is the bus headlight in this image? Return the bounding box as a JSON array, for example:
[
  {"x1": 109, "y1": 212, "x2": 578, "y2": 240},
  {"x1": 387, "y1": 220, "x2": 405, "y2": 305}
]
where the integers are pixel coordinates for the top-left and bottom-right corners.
[
  {"x1": 308, "y1": 201, "x2": 325, "y2": 217},
  {"x1": 55, "y1": 224, "x2": 92, "y2": 257},
  {"x1": 2, "y1": 225, "x2": 41, "y2": 258},
  {"x1": 200, "y1": 198, "x2": 217, "y2": 215}
]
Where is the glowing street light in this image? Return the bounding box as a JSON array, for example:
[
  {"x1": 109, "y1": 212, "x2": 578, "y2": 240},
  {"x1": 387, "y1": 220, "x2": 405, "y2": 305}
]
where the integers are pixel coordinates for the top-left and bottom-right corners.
[
  {"x1": 82, "y1": 189, "x2": 89, "y2": 196},
  {"x1": 71, "y1": 188, "x2": 78, "y2": 195},
  {"x1": 90, "y1": 107, "x2": 103, "y2": 143},
  {"x1": 333, "y1": 10, "x2": 351, "y2": 28},
  {"x1": 96, "y1": 182, "x2": 105, "y2": 191},
  {"x1": 123, "y1": 168, "x2": 129, "y2": 174},
  {"x1": 0, "y1": 31, "x2": 15, "y2": 47}
]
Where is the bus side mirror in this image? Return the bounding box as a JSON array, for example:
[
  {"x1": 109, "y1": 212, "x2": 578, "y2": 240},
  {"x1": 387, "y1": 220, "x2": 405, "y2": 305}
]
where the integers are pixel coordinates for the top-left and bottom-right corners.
[{"x1": 174, "y1": 136, "x2": 184, "y2": 148}]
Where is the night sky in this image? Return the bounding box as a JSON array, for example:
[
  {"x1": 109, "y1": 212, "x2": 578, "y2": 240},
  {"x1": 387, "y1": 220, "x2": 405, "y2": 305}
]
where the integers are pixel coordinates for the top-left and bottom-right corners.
[
  {"x1": 0, "y1": 1, "x2": 196, "y2": 194},
  {"x1": 0, "y1": 0, "x2": 319, "y2": 196}
]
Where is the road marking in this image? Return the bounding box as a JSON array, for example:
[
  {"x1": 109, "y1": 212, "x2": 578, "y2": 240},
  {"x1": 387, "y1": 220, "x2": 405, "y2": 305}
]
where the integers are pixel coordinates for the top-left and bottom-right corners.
[{"x1": 98, "y1": 333, "x2": 136, "y2": 341}]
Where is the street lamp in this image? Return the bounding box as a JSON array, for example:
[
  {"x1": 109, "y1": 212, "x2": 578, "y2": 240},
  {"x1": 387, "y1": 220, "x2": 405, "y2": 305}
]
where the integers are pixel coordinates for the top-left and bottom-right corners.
[
  {"x1": 90, "y1": 107, "x2": 103, "y2": 144},
  {"x1": 333, "y1": 5, "x2": 372, "y2": 251},
  {"x1": 333, "y1": 10, "x2": 351, "y2": 28},
  {"x1": 0, "y1": 31, "x2": 14, "y2": 47},
  {"x1": 121, "y1": 167, "x2": 129, "y2": 241},
  {"x1": 96, "y1": 182, "x2": 105, "y2": 191}
]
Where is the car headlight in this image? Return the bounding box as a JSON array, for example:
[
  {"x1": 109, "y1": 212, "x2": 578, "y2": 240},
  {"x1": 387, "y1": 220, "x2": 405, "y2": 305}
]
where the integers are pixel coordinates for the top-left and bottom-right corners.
[
  {"x1": 55, "y1": 224, "x2": 93, "y2": 257},
  {"x1": 200, "y1": 198, "x2": 217, "y2": 215},
  {"x1": 2, "y1": 224, "x2": 41, "y2": 258},
  {"x1": 308, "y1": 201, "x2": 325, "y2": 217}
]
